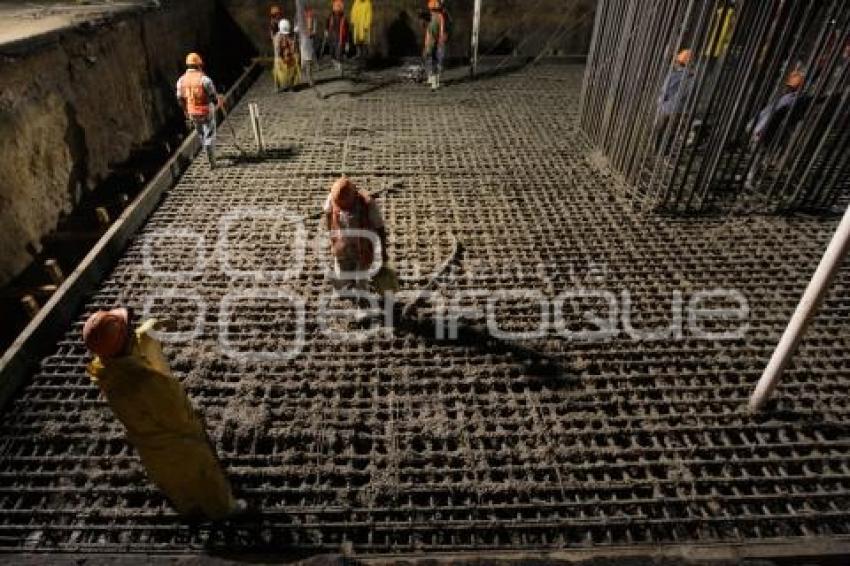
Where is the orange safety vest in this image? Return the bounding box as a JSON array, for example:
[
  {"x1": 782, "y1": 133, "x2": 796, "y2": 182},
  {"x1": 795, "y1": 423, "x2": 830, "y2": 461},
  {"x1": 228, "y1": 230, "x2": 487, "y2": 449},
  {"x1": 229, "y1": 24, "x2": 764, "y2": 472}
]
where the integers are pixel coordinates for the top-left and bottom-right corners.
[
  {"x1": 330, "y1": 191, "x2": 375, "y2": 268},
  {"x1": 181, "y1": 70, "x2": 210, "y2": 118}
]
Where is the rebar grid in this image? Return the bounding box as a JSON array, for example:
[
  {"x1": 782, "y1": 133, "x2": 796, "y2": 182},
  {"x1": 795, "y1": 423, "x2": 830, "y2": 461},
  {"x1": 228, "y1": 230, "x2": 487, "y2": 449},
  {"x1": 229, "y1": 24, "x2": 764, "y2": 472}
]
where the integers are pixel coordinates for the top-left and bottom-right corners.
[
  {"x1": 580, "y1": 0, "x2": 850, "y2": 213},
  {"x1": 0, "y1": 65, "x2": 850, "y2": 554}
]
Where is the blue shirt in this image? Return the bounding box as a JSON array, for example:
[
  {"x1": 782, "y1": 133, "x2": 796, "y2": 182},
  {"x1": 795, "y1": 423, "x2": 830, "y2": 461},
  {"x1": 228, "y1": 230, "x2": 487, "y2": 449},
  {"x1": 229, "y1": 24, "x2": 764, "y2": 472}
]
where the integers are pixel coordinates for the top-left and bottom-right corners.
[
  {"x1": 753, "y1": 91, "x2": 799, "y2": 139},
  {"x1": 658, "y1": 67, "x2": 695, "y2": 116}
]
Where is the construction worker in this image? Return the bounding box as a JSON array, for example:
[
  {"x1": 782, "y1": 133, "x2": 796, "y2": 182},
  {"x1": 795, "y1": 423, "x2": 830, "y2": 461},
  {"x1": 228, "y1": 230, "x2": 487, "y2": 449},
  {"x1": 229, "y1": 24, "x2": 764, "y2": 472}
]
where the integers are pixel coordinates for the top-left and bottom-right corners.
[
  {"x1": 304, "y1": 3, "x2": 318, "y2": 51},
  {"x1": 745, "y1": 70, "x2": 810, "y2": 189},
  {"x1": 424, "y1": 0, "x2": 450, "y2": 90},
  {"x1": 274, "y1": 19, "x2": 301, "y2": 92},
  {"x1": 269, "y1": 5, "x2": 284, "y2": 48},
  {"x1": 350, "y1": 0, "x2": 373, "y2": 60},
  {"x1": 655, "y1": 48, "x2": 696, "y2": 153},
  {"x1": 297, "y1": 1, "x2": 318, "y2": 87},
  {"x1": 83, "y1": 308, "x2": 241, "y2": 520},
  {"x1": 177, "y1": 53, "x2": 220, "y2": 169},
  {"x1": 324, "y1": 176, "x2": 388, "y2": 291},
  {"x1": 326, "y1": 0, "x2": 350, "y2": 76}
]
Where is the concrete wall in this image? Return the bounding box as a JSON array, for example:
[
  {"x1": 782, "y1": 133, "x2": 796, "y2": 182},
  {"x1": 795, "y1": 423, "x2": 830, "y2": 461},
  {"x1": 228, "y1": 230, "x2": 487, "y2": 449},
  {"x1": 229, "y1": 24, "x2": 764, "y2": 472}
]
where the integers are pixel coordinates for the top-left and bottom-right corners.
[
  {"x1": 0, "y1": 0, "x2": 254, "y2": 287},
  {"x1": 221, "y1": 0, "x2": 596, "y2": 61}
]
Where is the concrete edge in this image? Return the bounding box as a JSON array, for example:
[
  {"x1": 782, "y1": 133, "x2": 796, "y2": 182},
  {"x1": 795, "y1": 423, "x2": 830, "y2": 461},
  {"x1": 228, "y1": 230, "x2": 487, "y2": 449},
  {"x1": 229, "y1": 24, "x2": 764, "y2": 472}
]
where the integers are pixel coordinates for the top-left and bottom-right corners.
[
  {"x1": 0, "y1": 1, "x2": 159, "y2": 57},
  {"x1": 2, "y1": 536, "x2": 850, "y2": 564},
  {"x1": 0, "y1": 61, "x2": 263, "y2": 412},
  {"x1": 354, "y1": 536, "x2": 850, "y2": 563}
]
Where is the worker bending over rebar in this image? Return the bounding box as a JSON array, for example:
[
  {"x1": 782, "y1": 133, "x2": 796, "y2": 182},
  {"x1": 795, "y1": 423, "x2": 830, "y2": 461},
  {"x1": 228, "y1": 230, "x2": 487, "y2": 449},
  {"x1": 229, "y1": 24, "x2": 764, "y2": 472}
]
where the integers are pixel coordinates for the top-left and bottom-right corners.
[
  {"x1": 83, "y1": 308, "x2": 243, "y2": 520},
  {"x1": 324, "y1": 176, "x2": 389, "y2": 293}
]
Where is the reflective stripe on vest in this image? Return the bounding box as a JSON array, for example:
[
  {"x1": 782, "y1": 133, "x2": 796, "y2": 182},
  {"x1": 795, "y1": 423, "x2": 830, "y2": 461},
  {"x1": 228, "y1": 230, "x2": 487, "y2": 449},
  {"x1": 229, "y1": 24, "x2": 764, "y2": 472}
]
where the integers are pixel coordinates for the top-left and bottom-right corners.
[{"x1": 182, "y1": 70, "x2": 210, "y2": 117}]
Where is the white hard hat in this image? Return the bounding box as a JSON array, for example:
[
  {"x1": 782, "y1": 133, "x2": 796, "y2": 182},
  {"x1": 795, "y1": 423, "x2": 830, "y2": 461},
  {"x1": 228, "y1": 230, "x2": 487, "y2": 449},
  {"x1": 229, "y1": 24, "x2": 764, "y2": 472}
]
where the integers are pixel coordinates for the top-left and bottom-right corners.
[{"x1": 279, "y1": 18, "x2": 291, "y2": 34}]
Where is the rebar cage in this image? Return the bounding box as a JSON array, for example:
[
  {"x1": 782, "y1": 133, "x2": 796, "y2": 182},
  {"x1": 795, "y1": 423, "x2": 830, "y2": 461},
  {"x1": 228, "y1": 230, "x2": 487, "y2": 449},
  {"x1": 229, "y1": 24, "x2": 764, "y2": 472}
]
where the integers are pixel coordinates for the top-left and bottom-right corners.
[{"x1": 580, "y1": 0, "x2": 850, "y2": 214}]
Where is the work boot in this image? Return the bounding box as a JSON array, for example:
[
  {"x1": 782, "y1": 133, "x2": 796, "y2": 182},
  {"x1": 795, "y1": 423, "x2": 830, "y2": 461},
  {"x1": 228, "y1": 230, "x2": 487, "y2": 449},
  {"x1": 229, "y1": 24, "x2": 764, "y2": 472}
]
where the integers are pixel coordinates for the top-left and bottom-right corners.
[
  {"x1": 427, "y1": 74, "x2": 436, "y2": 90},
  {"x1": 434, "y1": 73, "x2": 441, "y2": 91}
]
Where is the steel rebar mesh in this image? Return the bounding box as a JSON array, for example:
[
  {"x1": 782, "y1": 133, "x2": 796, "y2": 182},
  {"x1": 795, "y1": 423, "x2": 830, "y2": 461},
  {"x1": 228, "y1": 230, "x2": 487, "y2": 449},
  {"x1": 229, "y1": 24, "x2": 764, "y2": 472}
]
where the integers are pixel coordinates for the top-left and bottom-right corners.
[{"x1": 580, "y1": 0, "x2": 850, "y2": 214}]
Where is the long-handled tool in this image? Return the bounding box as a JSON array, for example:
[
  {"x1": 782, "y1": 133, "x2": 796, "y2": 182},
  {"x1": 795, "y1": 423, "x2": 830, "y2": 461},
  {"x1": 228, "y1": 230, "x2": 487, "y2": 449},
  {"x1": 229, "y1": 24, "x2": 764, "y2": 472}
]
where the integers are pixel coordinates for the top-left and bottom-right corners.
[
  {"x1": 402, "y1": 234, "x2": 462, "y2": 318},
  {"x1": 219, "y1": 100, "x2": 249, "y2": 159}
]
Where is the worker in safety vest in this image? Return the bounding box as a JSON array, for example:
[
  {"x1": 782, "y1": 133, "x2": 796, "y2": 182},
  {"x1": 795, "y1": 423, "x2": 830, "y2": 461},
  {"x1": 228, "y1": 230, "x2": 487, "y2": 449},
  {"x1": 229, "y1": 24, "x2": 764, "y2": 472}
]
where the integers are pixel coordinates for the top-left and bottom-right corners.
[
  {"x1": 323, "y1": 176, "x2": 388, "y2": 291},
  {"x1": 745, "y1": 70, "x2": 810, "y2": 190},
  {"x1": 424, "y1": 0, "x2": 450, "y2": 90},
  {"x1": 83, "y1": 308, "x2": 242, "y2": 520},
  {"x1": 274, "y1": 19, "x2": 301, "y2": 92},
  {"x1": 177, "y1": 53, "x2": 220, "y2": 169},
  {"x1": 655, "y1": 48, "x2": 696, "y2": 154},
  {"x1": 350, "y1": 0, "x2": 373, "y2": 60},
  {"x1": 326, "y1": 0, "x2": 350, "y2": 76}
]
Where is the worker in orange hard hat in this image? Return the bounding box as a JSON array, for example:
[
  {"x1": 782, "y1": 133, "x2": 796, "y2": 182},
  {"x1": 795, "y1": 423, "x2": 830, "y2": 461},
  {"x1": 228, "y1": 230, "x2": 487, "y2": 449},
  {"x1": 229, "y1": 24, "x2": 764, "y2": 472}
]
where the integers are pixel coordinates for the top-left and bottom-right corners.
[
  {"x1": 325, "y1": 0, "x2": 350, "y2": 76},
  {"x1": 424, "y1": 0, "x2": 451, "y2": 90},
  {"x1": 655, "y1": 47, "x2": 697, "y2": 153},
  {"x1": 84, "y1": 308, "x2": 244, "y2": 520},
  {"x1": 746, "y1": 69, "x2": 812, "y2": 190},
  {"x1": 176, "y1": 53, "x2": 220, "y2": 169},
  {"x1": 323, "y1": 176, "x2": 388, "y2": 292}
]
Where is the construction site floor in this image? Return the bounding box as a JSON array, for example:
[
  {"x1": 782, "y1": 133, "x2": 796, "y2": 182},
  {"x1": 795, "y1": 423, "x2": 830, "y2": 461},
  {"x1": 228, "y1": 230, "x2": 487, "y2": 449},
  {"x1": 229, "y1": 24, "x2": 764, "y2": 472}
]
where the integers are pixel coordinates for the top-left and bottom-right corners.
[{"x1": 1, "y1": 64, "x2": 850, "y2": 560}]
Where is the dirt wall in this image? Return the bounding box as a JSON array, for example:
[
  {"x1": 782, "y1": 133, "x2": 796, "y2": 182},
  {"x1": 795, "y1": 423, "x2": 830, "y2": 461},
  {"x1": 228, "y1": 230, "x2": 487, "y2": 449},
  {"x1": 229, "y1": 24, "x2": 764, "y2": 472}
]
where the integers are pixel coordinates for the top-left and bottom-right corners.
[
  {"x1": 0, "y1": 0, "x2": 239, "y2": 287},
  {"x1": 221, "y1": 0, "x2": 596, "y2": 61}
]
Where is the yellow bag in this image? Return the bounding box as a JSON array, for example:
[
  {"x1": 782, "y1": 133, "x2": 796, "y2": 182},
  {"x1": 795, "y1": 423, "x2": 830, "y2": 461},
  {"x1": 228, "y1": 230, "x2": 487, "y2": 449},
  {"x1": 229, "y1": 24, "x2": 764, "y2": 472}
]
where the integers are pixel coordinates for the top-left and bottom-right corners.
[
  {"x1": 372, "y1": 264, "x2": 400, "y2": 293},
  {"x1": 87, "y1": 320, "x2": 235, "y2": 520}
]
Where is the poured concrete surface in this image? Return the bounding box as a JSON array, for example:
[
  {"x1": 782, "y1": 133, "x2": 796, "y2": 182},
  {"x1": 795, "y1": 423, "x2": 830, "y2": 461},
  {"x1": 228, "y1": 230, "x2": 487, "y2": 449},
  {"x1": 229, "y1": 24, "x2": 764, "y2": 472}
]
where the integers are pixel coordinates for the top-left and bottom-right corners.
[{"x1": 0, "y1": 63, "x2": 849, "y2": 557}]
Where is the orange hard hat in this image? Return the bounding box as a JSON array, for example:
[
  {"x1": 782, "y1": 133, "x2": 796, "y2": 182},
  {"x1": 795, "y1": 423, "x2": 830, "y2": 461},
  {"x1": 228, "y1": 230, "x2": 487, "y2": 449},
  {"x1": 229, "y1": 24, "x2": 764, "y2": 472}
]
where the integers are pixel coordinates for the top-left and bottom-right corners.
[
  {"x1": 333, "y1": 0, "x2": 344, "y2": 12},
  {"x1": 428, "y1": 0, "x2": 442, "y2": 9},
  {"x1": 331, "y1": 176, "x2": 357, "y2": 209},
  {"x1": 185, "y1": 52, "x2": 203, "y2": 67},
  {"x1": 270, "y1": 5, "x2": 282, "y2": 16},
  {"x1": 786, "y1": 70, "x2": 804, "y2": 90},
  {"x1": 676, "y1": 48, "x2": 693, "y2": 66},
  {"x1": 83, "y1": 308, "x2": 130, "y2": 359}
]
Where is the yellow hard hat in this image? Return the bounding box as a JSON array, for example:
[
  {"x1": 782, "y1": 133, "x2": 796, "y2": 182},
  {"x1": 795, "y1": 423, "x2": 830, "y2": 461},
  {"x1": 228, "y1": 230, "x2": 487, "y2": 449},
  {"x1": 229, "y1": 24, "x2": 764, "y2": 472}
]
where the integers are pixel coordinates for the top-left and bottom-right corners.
[{"x1": 186, "y1": 52, "x2": 203, "y2": 67}]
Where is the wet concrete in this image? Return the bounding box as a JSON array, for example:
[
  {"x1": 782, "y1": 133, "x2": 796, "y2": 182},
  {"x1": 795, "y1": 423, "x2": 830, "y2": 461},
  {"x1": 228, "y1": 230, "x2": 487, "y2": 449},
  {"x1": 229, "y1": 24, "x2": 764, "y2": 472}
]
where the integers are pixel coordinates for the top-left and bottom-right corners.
[{"x1": 0, "y1": 61, "x2": 849, "y2": 557}]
